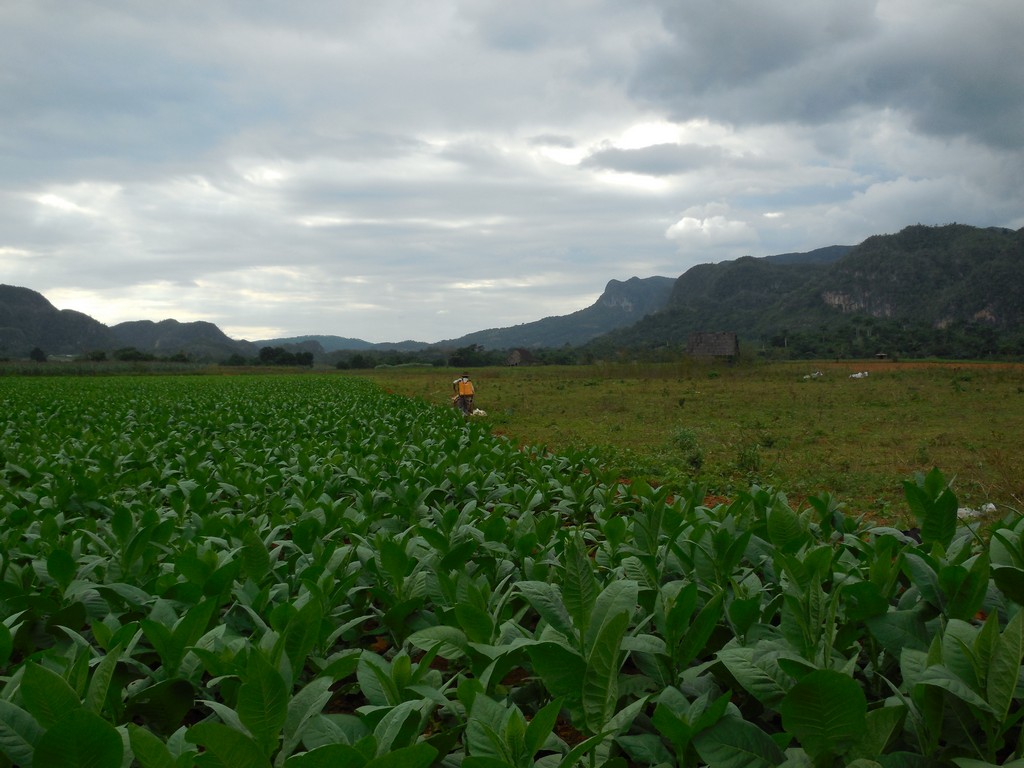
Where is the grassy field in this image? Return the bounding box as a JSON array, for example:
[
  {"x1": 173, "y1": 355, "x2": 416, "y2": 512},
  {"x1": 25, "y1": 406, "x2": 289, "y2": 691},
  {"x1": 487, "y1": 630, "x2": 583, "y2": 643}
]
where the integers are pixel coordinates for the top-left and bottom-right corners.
[{"x1": 363, "y1": 359, "x2": 1024, "y2": 525}]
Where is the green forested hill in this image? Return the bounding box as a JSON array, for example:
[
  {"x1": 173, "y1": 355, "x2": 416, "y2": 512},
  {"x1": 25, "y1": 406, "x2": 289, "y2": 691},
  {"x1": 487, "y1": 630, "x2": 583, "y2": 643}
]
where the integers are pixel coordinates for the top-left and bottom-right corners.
[
  {"x1": 811, "y1": 224, "x2": 1024, "y2": 328},
  {"x1": 111, "y1": 319, "x2": 257, "y2": 361},
  {"x1": 0, "y1": 284, "x2": 115, "y2": 357},
  {"x1": 588, "y1": 224, "x2": 1024, "y2": 359},
  {"x1": 439, "y1": 275, "x2": 677, "y2": 349}
]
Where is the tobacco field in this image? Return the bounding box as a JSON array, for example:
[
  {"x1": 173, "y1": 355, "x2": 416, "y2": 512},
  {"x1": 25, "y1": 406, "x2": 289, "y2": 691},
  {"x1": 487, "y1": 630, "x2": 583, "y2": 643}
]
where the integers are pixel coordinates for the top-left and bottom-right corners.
[{"x1": 1, "y1": 374, "x2": 1023, "y2": 768}]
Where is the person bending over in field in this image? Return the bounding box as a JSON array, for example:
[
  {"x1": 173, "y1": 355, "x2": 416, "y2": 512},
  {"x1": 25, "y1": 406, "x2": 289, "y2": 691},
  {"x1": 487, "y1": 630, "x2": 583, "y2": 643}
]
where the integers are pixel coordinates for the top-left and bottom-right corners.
[{"x1": 452, "y1": 372, "x2": 475, "y2": 416}]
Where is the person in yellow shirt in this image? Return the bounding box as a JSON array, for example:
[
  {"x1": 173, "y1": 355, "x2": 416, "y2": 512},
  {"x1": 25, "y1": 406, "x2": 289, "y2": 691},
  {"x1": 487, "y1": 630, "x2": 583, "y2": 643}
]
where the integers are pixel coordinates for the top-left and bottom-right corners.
[{"x1": 452, "y1": 372, "x2": 475, "y2": 415}]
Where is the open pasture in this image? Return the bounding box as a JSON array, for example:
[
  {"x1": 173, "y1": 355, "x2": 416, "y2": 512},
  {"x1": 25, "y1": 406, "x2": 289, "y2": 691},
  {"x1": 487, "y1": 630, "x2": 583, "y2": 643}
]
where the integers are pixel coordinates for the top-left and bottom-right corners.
[
  {"x1": 367, "y1": 360, "x2": 1024, "y2": 522},
  {"x1": 2, "y1": 373, "x2": 1024, "y2": 766}
]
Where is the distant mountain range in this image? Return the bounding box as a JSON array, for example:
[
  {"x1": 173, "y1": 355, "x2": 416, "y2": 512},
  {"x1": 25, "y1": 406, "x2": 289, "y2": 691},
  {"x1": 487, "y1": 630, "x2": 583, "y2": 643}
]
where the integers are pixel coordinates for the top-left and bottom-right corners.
[
  {"x1": 0, "y1": 289, "x2": 261, "y2": 360},
  {"x1": 0, "y1": 274, "x2": 680, "y2": 361},
  {"x1": 256, "y1": 335, "x2": 432, "y2": 353},
  {"x1": 433, "y1": 276, "x2": 677, "y2": 350},
  {"x1": 2, "y1": 223, "x2": 1021, "y2": 361},
  {"x1": 587, "y1": 224, "x2": 1023, "y2": 356}
]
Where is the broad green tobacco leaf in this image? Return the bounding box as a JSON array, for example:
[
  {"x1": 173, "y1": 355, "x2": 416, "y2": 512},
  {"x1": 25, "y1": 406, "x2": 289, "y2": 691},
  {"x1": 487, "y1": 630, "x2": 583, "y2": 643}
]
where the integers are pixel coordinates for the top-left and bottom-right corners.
[
  {"x1": 33, "y1": 709, "x2": 123, "y2": 768},
  {"x1": 677, "y1": 590, "x2": 725, "y2": 669},
  {"x1": 440, "y1": 540, "x2": 479, "y2": 571},
  {"x1": 988, "y1": 608, "x2": 1024, "y2": 723},
  {"x1": 561, "y1": 534, "x2": 598, "y2": 634},
  {"x1": 465, "y1": 693, "x2": 516, "y2": 762},
  {"x1": 903, "y1": 469, "x2": 958, "y2": 550},
  {"x1": 664, "y1": 581, "x2": 699, "y2": 646},
  {"x1": 847, "y1": 706, "x2": 905, "y2": 762},
  {"x1": 85, "y1": 644, "x2": 122, "y2": 715},
  {"x1": 124, "y1": 679, "x2": 196, "y2": 735},
  {"x1": 279, "y1": 677, "x2": 334, "y2": 761},
  {"x1": 693, "y1": 716, "x2": 785, "y2": 768},
  {"x1": 584, "y1": 580, "x2": 637, "y2": 656},
  {"x1": 406, "y1": 626, "x2": 470, "y2": 660},
  {"x1": 454, "y1": 602, "x2": 495, "y2": 645},
  {"x1": 364, "y1": 743, "x2": 437, "y2": 768},
  {"x1": 527, "y1": 642, "x2": 586, "y2": 712},
  {"x1": 461, "y1": 757, "x2": 511, "y2": 768},
  {"x1": 46, "y1": 549, "x2": 77, "y2": 589},
  {"x1": 989, "y1": 529, "x2": 1024, "y2": 568},
  {"x1": 110, "y1": 507, "x2": 133, "y2": 544},
  {"x1": 767, "y1": 502, "x2": 806, "y2": 554},
  {"x1": 716, "y1": 646, "x2": 795, "y2": 709},
  {"x1": 242, "y1": 530, "x2": 272, "y2": 583},
  {"x1": 779, "y1": 670, "x2": 867, "y2": 761},
  {"x1": 357, "y1": 653, "x2": 401, "y2": 707},
  {"x1": 284, "y1": 744, "x2": 368, "y2": 768},
  {"x1": 865, "y1": 610, "x2": 930, "y2": 655},
  {"x1": 185, "y1": 722, "x2": 271, "y2": 768},
  {"x1": 917, "y1": 666, "x2": 995, "y2": 713},
  {"x1": 937, "y1": 554, "x2": 989, "y2": 621},
  {"x1": 525, "y1": 696, "x2": 563, "y2": 757},
  {"x1": 582, "y1": 610, "x2": 629, "y2": 734},
  {"x1": 992, "y1": 565, "x2": 1024, "y2": 604},
  {"x1": 0, "y1": 699, "x2": 43, "y2": 768},
  {"x1": 237, "y1": 651, "x2": 289, "y2": 757},
  {"x1": 517, "y1": 582, "x2": 575, "y2": 641},
  {"x1": 127, "y1": 724, "x2": 177, "y2": 768},
  {"x1": 372, "y1": 700, "x2": 432, "y2": 755},
  {"x1": 283, "y1": 599, "x2": 324, "y2": 675},
  {"x1": 20, "y1": 664, "x2": 82, "y2": 730},
  {"x1": 841, "y1": 581, "x2": 889, "y2": 622}
]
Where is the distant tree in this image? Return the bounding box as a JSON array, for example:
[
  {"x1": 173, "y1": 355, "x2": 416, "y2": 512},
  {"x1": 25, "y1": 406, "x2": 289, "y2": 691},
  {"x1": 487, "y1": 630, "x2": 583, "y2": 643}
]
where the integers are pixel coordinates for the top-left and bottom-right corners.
[
  {"x1": 259, "y1": 346, "x2": 285, "y2": 365},
  {"x1": 258, "y1": 346, "x2": 315, "y2": 367},
  {"x1": 222, "y1": 353, "x2": 248, "y2": 366},
  {"x1": 538, "y1": 345, "x2": 577, "y2": 365},
  {"x1": 449, "y1": 344, "x2": 507, "y2": 367},
  {"x1": 113, "y1": 347, "x2": 154, "y2": 362},
  {"x1": 448, "y1": 344, "x2": 483, "y2": 368},
  {"x1": 29, "y1": 347, "x2": 46, "y2": 362},
  {"x1": 83, "y1": 350, "x2": 107, "y2": 362}
]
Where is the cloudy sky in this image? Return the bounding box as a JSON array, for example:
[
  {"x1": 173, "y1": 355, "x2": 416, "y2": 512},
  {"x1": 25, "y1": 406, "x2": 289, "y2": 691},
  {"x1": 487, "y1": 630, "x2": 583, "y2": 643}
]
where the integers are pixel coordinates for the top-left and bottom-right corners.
[{"x1": 3, "y1": 1, "x2": 1022, "y2": 343}]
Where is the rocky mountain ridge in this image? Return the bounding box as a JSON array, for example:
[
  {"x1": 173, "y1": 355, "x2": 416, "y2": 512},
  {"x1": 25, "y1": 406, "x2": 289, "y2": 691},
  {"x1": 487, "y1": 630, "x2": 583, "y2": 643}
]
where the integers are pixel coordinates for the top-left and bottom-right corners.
[{"x1": 3, "y1": 224, "x2": 1021, "y2": 361}]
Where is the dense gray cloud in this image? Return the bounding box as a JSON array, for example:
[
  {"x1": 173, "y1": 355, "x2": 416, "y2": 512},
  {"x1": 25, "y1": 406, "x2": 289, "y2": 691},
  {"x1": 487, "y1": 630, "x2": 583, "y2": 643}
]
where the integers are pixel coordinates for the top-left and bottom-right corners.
[
  {"x1": 582, "y1": 143, "x2": 728, "y2": 176},
  {"x1": 635, "y1": 0, "x2": 1024, "y2": 148},
  {"x1": 1, "y1": 1, "x2": 1020, "y2": 343}
]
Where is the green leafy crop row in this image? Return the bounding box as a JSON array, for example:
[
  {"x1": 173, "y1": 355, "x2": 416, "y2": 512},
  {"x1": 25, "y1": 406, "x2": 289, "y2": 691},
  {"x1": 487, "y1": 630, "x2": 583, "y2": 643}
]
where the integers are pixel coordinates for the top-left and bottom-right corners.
[{"x1": 1, "y1": 374, "x2": 1023, "y2": 768}]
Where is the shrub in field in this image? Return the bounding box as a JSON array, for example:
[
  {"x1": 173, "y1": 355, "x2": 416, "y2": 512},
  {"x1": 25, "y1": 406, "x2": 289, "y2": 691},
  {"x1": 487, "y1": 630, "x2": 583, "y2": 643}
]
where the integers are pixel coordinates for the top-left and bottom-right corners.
[
  {"x1": 0, "y1": 375, "x2": 1023, "y2": 767},
  {"x1": 671, "y1": 428, "x2": 703, "y2": 472}
]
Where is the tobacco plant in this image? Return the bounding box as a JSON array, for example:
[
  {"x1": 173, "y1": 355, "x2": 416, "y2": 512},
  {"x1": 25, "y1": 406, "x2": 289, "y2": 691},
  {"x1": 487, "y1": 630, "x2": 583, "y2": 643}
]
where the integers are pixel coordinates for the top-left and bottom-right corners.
[{"x1": 0, "y1": 375, "x2": 1022, "y2": 768}]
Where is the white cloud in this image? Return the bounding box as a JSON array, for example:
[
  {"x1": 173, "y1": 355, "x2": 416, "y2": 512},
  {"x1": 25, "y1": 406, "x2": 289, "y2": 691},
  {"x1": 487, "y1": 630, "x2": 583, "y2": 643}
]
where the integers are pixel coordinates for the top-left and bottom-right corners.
[
  {"x1": 666, "y1": 213, "x2": 759, "y2": 251},
  {"x1": 616, "y1": 121, "x2": 684, "y2": 150}
]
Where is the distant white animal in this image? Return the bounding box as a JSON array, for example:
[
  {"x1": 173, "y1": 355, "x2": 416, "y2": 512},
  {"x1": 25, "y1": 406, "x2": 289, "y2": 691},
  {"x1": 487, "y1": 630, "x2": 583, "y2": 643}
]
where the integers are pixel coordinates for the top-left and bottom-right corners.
[
  {"x1": 958, "y1": 502, "x2": 997, "y2": 519},
  {"x1": 849, "y1": 371, "x2": 870, "y2": 379}
]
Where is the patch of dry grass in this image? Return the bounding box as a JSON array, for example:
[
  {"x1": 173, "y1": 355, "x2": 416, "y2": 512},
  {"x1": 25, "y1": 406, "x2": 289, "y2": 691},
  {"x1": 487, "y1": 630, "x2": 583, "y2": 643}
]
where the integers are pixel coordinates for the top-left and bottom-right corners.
[{"x1": 362, "y1": 360, "x2": 1024, "y2": 524}]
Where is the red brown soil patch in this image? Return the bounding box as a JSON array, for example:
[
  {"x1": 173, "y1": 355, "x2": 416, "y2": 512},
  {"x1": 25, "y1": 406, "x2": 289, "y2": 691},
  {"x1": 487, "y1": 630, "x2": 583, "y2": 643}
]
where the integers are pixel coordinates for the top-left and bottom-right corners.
[
  {"x1": 555, "y1": 717, "x2": 588, "y2": 747},
  {"x1": 703, "y1": 495, "x2": 732, "y2": 507},
  {"x1": 501, "y1": 667, "x2": 531, "y2": 687}
]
